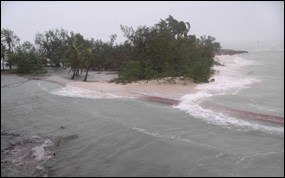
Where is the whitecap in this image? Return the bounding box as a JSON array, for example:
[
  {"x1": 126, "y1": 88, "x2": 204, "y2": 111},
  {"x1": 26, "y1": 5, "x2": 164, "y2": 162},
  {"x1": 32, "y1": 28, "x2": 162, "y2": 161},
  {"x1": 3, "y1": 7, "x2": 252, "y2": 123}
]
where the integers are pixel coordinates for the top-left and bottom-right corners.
[
  {"x1": 197, "y1": 55, "x2": 261, "y2": 94},
  {"x1": 174, "y1": 92, "x2": 283, "y2": 133},
  {"x1": 174, "y1": 55, "x2": 282, "y2": 133},
  {"x1": 51, "y1": 84, "x2": 124, "y2": 99}
]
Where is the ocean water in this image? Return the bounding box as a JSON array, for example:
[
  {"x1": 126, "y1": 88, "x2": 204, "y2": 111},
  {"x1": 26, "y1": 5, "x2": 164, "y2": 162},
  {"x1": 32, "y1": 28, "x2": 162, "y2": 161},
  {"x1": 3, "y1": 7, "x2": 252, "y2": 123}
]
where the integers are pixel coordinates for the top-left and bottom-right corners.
[
  {"x1": 175, "y1": 50, "x2": 284, "y2": 133},
  {"x1": 1, "y1": 50, "x2": 284, "y2": 177}
]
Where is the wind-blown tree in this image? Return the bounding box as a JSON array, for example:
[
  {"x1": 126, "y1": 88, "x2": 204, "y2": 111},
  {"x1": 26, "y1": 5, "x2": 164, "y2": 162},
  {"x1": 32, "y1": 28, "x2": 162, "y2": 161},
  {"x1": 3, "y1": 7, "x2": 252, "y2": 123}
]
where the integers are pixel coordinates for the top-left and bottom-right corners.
[
  {"x1": 85, "y1": 34, "x2": 118, "y2": 71},
  {"x1": 2, "y1": 15, "x2": 220, "y2": 83},
  {"x1": 83, "y1": 47, "x2": 94, "y2": 81},
  {"x1": 82, "y1": 38, "x2": 97, "y2": 81},
  {"x1": 35, "y1": 28, "x2": 68, "y2": 67},
  {"x1": 110, "y1": 41, "x2": 133, "y2": 70},
  {"x1": 65, "y1": 32, "x2": 85, "y2": 80},
  {"x1": 117, "y1": 15, "x2": 221, "y2": 83},
  {"x1": 157, "y1": 15, "x2": 191, "y2": 39},
  {"x1": 12, "y1": 41, "x2": 45, "y2": 74},
  {"x1": 184, "y1": 22, "x2": 191, "y2": 38},
  {"x1": 99, "y1": 34, "x2": 117, "y2": 70},
  {"x1": 78, "y1": 34, "x2": 119, "y2": 81},
  {"x1": 1, "y1": 28, "x2": 20, "y2": 69}
]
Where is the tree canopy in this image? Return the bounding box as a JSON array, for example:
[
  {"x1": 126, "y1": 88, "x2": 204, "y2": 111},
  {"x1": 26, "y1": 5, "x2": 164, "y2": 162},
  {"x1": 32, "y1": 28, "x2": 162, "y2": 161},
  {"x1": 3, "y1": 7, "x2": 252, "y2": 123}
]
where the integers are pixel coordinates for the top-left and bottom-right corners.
[
  {"x1": 35, "y1": 28, "x2": 68, "y2": 67},
  {"x1": 116, "y1": 15, "x2": 221, "y2": 83},
  {"x1": 1, "y1": 28, "x2": 20, "y2": 70},
  {"x1": 2, "y1": 15, "x2": 221, "y2": 83}
]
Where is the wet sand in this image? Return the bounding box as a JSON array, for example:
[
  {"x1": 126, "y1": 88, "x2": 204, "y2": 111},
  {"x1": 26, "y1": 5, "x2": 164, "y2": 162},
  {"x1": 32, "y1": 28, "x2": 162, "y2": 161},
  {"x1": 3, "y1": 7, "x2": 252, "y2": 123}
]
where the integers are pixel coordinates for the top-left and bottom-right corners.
[
  {"x1": 43, "y1": 73, "x2": 198, "y2": 100},
  {"x1": 43, "y1": 73, "x2": 284, "y2": 124}
]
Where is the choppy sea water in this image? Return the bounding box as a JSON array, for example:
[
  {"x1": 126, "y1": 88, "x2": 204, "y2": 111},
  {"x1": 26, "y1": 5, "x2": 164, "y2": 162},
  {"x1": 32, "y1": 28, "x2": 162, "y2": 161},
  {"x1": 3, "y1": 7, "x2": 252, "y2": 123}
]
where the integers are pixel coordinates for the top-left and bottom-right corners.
[
  {"x1": 1, "y1": 50, "x2": 284, "y2": 177},
  {"x1": 175, "y1": 50, "x2": 284, "y2": 133}
]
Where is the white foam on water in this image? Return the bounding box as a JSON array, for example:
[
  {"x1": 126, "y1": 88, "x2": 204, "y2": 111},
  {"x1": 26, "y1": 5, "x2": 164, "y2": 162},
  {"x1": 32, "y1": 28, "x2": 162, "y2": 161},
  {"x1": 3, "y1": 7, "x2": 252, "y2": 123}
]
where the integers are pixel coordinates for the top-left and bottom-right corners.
[
  {"x1": 51, "y1": 84, "x2": 125, "y2": 99},
  {"x1": 175, "y1": 55, "x2": 282, "y2": 133},
  {"x1": 174, "y1": 92, "x2": 283, "y2": 133},
  {"x1": 197, "y1": 55, "x2": 261, "y2": 94},
  {"x1": 31, "y1": 139, "x2": 54, "y2": 161},
  {"x1": 132, "y1": 127, "x2": 220, "y2": 150}
]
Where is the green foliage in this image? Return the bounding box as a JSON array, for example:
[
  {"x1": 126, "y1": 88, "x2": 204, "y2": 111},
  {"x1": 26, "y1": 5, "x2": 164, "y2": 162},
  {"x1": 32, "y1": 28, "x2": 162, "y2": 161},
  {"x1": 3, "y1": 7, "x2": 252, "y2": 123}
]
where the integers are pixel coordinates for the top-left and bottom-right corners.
[
  {"x1": 116, "y1": 15, "x2": 221, "y2": 83},
  {"x1": 65, "y1": 32, "x2": 85, "y2": 79},
  {"x1": 187, "y1": 57, "x2": 214, "y2": 83},
  {"x1": 1, "y1": 28, "x2": 20, "y2": 69},
  {"x1": 35, "y1": 28, "x2": 68, "y2": 67},
  {"x1": 118, "y1": 60, "x2": 141, "y2": 82},
  {"x1": 2, "y1": 15, "x2": 221, "y2": 83},
  {"x1": 12, "y1": 41, "x2": 46, "y2": 74}
]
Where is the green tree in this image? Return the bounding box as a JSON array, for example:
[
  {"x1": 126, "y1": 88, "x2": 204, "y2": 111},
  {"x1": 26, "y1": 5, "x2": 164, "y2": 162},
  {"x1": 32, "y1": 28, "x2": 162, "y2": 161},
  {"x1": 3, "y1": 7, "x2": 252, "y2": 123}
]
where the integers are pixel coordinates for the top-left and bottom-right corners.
[
  {"x1": 82, "y1": 38, "x2": 98, "y2": 82},
  {"x1": 35, "y1": 28, "x2": 68, "y2": 67},
  {"x1": 1, "y1": 28, "x2": 20, "y2": 69},
  {"x1": 65, "y1": 32, "x2": 85, "y2": 80},
  {"x1": 83, "y1": 47, "x2": 94, "y2": 81},
  {"x1": 12, "y1": 41, "x2": 46, "y2": 74},
  {"x1": 117, "y1": 15, "x2": 221, "y2": 83}
]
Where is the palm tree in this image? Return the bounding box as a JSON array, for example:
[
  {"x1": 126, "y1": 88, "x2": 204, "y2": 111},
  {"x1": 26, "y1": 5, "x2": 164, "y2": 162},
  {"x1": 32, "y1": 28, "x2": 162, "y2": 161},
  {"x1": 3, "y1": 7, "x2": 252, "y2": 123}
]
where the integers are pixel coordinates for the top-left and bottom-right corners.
[
  {"x1": 1, "y1": 28, "x2": 20, "y2": 69},
  {"x1": 66, "y1": 33, "x2": 84, "y2": 80},
  {"x1": 184, "y1": 22, "x2": 191, "y2": 38},
  {"x1": 83, "y1": 47, "x2": 94, "y2": 81}
]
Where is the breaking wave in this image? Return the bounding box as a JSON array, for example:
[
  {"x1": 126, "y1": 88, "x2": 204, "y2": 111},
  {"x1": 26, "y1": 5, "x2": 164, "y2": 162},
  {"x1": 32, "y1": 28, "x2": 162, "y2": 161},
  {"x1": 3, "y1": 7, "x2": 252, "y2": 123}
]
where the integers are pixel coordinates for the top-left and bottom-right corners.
[
  {"x1": 175, "y1": 55, "x2": 283, "y2": 133},
  {"x1": 51, "y1": 84, "x2": 124, "y2": 99}
]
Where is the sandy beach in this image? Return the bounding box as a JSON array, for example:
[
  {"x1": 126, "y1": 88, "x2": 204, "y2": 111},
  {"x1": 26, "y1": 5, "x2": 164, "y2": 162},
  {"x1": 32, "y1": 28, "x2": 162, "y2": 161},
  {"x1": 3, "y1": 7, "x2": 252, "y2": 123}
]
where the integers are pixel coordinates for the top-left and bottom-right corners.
[{"x1": 43, "y1": 72, "x2": 198, "y2": 101}]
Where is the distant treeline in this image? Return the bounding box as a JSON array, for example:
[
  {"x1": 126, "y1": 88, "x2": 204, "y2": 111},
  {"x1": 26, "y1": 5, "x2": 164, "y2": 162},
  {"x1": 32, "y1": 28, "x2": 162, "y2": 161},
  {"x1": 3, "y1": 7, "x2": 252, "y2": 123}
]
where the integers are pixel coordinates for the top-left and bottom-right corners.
[{"x1": 1, "y1": 15, "x2": 221, "y2": 82}]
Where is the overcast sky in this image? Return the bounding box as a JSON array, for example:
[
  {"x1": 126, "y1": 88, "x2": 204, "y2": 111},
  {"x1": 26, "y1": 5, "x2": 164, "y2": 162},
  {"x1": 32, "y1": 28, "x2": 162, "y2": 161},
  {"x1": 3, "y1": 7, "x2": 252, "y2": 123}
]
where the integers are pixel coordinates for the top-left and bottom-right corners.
[{"x1": 1, "y1": 1, "x2": 284, "y2": 49}]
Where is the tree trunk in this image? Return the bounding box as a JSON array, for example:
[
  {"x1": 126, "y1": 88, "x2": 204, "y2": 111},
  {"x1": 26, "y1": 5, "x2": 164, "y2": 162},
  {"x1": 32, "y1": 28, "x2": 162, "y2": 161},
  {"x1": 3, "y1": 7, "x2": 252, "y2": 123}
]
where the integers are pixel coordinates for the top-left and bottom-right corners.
[
  {"x1": 2, "y1": 57, "x2": 5, "y2": 73},
  {"x1": 71, "y1": 68, "x2": 76, "y2": 79},
  {"x1": 8, "y1": 43, "x2": 12, "y2": 69},
  {"x1": 83, "y1": 65, "x2": 90, "y2": 81}
]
